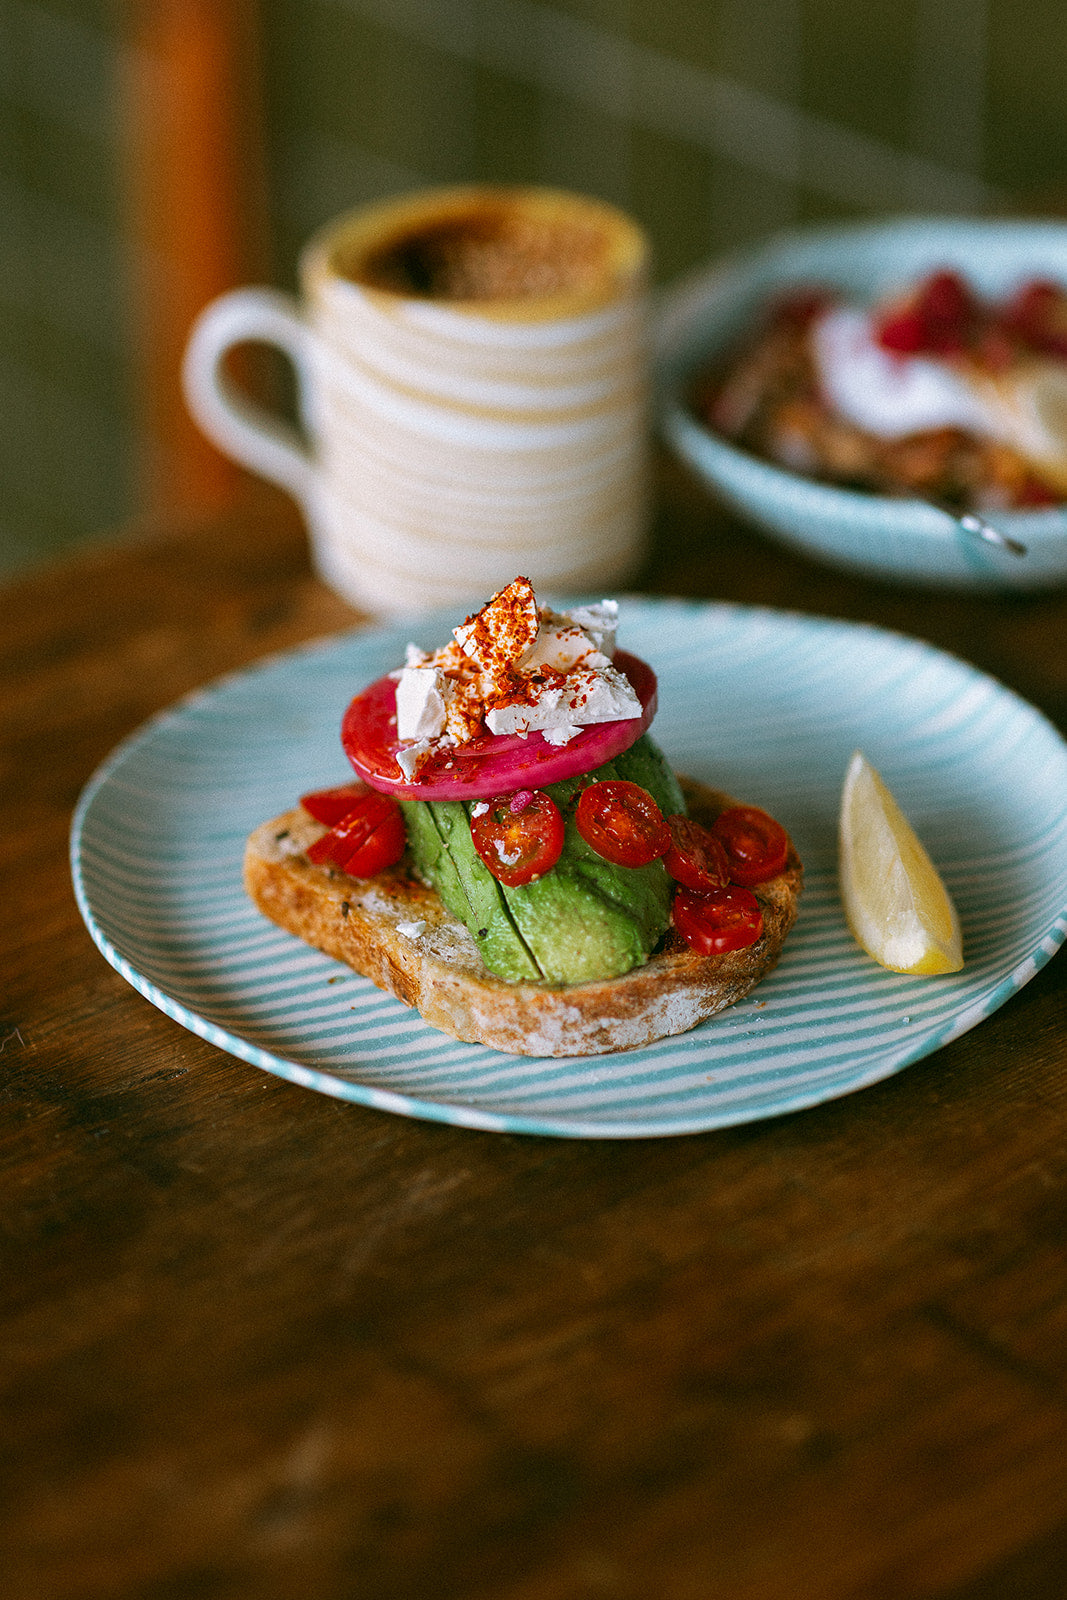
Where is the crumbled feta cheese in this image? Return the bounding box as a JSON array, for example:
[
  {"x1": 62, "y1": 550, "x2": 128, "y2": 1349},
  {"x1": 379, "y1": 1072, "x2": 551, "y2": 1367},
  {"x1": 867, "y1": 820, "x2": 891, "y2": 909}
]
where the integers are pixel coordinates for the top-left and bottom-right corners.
[
  {"x1": 395, "y1": 665, "x2": 448, "y2": 741},
  {"x1": 485, "y1": 662, "x2": 640, "y2": 737},
  {"x1": 389, "y1": 579, "x2": 638, "y2": 772},
  {"x1": 563, "y1": 599, "x2": 618, "y2": 657},
  {"x1": 396, "y1": 739, "x2": 434, "y2": 778},
  {"x1": 389, "y1": 641, "x2": 432, "y2": 681},
  {"x1": 470, "y1": 801, "x2": 489, "y2": 817},
  {"x1": 521, "y1": 620, "x2": 610, "y2": 672},
  {"x1": 577, "y1": 661, "x2": 642, "y2": 720},
  {"x1": 396, "y1": 919, "x2": 426, "y2": 940},
  {"x1": 454, "y1": 575, "x2": 539, "y2": 668}
]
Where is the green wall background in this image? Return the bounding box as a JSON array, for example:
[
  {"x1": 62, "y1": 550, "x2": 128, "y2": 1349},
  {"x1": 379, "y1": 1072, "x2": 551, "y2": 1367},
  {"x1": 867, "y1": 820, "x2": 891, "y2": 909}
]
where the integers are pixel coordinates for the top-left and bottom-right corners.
[{"x1": 2, "y1": 0, "x2": 1065, "y2": 577}]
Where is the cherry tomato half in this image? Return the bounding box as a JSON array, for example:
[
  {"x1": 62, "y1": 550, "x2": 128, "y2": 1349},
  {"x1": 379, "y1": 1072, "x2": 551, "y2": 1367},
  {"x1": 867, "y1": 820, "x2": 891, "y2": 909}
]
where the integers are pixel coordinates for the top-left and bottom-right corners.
[
  {"x1": 575, "y1": 780, "x2": 671, "y2": 868},
  {"x1": 711, "y1": 805, "x2": 789, "y2": 886},
  {"x1": 663, "y1": 814, "x2": 730, "y2": 894},
  {"x1": 470, "y1": 791, "x2": 565, "y2": 887},
  {"x1": 300, "y1": 780, "x2": 372, "y2": 826},
  {"x1": 672, "y1": 885, "x2": 763, "y2": 955},
  {"x1": 305, "y1": 790, "x2": 406, "y2": 878}
]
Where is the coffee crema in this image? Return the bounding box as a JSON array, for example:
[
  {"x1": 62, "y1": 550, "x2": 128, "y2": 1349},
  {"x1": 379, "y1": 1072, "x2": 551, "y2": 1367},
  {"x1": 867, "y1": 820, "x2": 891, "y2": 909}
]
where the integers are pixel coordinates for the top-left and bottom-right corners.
[{"x1": 353, "y1": 204, "x2": 611, "y2": 303}]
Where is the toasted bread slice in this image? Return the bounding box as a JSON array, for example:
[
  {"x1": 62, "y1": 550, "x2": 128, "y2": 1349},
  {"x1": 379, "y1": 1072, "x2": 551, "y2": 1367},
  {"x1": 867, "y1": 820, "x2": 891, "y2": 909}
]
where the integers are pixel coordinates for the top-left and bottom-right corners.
[{"x1": 243, "y1": 778, "x2": 802, "y2": 1057}]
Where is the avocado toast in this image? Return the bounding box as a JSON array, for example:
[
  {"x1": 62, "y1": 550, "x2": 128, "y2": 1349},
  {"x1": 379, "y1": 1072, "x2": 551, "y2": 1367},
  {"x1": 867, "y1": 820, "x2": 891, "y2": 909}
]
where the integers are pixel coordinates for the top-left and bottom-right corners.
[{"x1": 244, "y1": 580, "x2": 802, "y2": 1056}]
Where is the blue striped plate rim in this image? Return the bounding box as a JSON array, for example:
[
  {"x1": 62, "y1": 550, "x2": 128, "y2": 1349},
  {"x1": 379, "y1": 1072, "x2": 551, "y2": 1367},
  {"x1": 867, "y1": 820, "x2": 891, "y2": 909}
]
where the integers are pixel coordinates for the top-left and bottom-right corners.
[{"x1": 70, "y1": 598, "x2": 1067, "y2": 1138}]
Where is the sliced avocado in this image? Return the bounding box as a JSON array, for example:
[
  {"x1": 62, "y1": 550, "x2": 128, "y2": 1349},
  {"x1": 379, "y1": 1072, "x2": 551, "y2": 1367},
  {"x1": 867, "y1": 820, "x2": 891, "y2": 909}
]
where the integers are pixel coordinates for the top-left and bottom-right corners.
[
  {"x1": 613, "y1": 733, "x2": 686, "y2": 817},
  {"x1": 398, "y1": 796, "x2": 470, "y2": 922},
  {"x1": 429, "y1": 800, "x2": 542, "y2": 982},
  {"x1": 501, "y1": 864, "x2": 650, "y2": 985},
  {"x1": 538, "y1": 781, "x2": 674, "y2": 952},
  {"x1": 399, "y1": 797, "x2": 542, "y2": 982},
  {"x1": 568, "y1": 832, "x2": 673, "y2": 940},
  {"x1": 536, "y1": 734, "x2": 680, "y2": 945},
  {"x1": 399, "y1": 733, "x2": 684, "y2": 987},
  {"x1": 399, "y1": 795, "x2": 451, "y2": 884}
]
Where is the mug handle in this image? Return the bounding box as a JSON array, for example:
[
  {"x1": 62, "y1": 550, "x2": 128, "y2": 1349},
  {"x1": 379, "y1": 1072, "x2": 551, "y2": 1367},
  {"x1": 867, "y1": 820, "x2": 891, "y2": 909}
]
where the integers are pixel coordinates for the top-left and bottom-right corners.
[{"x1": 182, "y1": 287, "x2": 315, "y2": 505}]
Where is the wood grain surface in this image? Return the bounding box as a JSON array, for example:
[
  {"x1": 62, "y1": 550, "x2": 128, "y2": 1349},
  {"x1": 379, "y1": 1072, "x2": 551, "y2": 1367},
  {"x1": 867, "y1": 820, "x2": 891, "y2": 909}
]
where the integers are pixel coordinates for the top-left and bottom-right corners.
[{"x1": 3, "y1": 471, "x2": 1067, "y2": 1600}]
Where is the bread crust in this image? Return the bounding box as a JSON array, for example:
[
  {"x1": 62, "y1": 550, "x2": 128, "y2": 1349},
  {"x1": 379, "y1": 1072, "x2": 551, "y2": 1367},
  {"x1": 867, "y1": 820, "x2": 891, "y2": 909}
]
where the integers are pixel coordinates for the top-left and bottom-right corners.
[{"x1": 243, "y1": 778, "x2": 802, "y2": 1057}]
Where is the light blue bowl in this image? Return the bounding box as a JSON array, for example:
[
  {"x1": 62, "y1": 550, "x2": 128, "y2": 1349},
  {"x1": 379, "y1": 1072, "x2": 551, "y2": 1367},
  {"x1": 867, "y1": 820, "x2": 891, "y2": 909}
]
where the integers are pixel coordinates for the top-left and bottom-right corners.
[{"x1": 656, "y1": 217, "x2": 1067, "y2": 590}]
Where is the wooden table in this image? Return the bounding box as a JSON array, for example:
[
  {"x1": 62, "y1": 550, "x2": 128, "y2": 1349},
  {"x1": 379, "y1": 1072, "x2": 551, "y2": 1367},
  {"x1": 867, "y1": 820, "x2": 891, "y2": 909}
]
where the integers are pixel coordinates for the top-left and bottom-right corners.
[{"x1": 4, "y1": 468, "x2": 1067, "y2": 1600}]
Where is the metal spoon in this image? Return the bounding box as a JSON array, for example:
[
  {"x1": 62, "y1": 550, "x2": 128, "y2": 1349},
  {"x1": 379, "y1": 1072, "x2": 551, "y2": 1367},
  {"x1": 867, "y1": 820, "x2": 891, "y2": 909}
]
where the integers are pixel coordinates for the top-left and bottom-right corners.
[{"x1": 929, "y1": 501, "x2": 1028, "y2": 558}]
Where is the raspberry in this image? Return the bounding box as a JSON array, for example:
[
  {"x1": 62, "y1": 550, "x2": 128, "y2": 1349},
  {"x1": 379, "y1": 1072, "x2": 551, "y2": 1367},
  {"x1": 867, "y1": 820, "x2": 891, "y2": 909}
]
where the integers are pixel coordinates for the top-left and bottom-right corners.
[
  {"x1": 876, "y1": 270, "x2": 976, "y2": 357},
  {"x1": 876, "y1": 308, "x2": 927, "y2": 354}
]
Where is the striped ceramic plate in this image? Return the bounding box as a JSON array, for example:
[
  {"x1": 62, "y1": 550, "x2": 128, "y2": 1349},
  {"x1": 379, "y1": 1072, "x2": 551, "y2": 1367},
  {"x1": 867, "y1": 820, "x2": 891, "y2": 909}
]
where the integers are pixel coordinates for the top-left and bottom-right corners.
[{"x1": 71, "y1": 599, "x2": 1067, "y2": 1138}]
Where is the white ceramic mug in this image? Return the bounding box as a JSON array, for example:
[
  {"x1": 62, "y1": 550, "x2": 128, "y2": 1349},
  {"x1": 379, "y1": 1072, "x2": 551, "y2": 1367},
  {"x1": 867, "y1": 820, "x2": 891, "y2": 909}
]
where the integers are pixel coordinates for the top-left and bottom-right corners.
[{"x1": 183, "y1": 185, "x2": 651, "y2": 615}]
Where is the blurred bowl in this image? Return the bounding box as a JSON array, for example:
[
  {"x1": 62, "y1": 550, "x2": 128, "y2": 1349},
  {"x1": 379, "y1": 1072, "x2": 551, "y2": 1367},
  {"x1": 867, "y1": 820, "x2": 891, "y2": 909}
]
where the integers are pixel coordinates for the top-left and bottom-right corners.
[{"x1": 655, "y1": 216, "x2": 1067, "y2": 590}]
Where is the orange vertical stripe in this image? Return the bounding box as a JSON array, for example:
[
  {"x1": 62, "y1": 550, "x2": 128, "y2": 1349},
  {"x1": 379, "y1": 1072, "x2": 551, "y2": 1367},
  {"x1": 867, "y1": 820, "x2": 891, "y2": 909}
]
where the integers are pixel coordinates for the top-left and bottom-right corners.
[{"x1": 118, "y1": 0, "x2": 270, "y2": 516}]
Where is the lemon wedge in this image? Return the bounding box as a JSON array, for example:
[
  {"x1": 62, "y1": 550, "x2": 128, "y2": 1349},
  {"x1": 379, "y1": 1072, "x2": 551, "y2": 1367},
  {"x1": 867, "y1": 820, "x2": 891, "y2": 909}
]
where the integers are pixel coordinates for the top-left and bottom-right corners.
[{"x1": 839, "y1": 751, "x2": 963, "y2": 975}]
